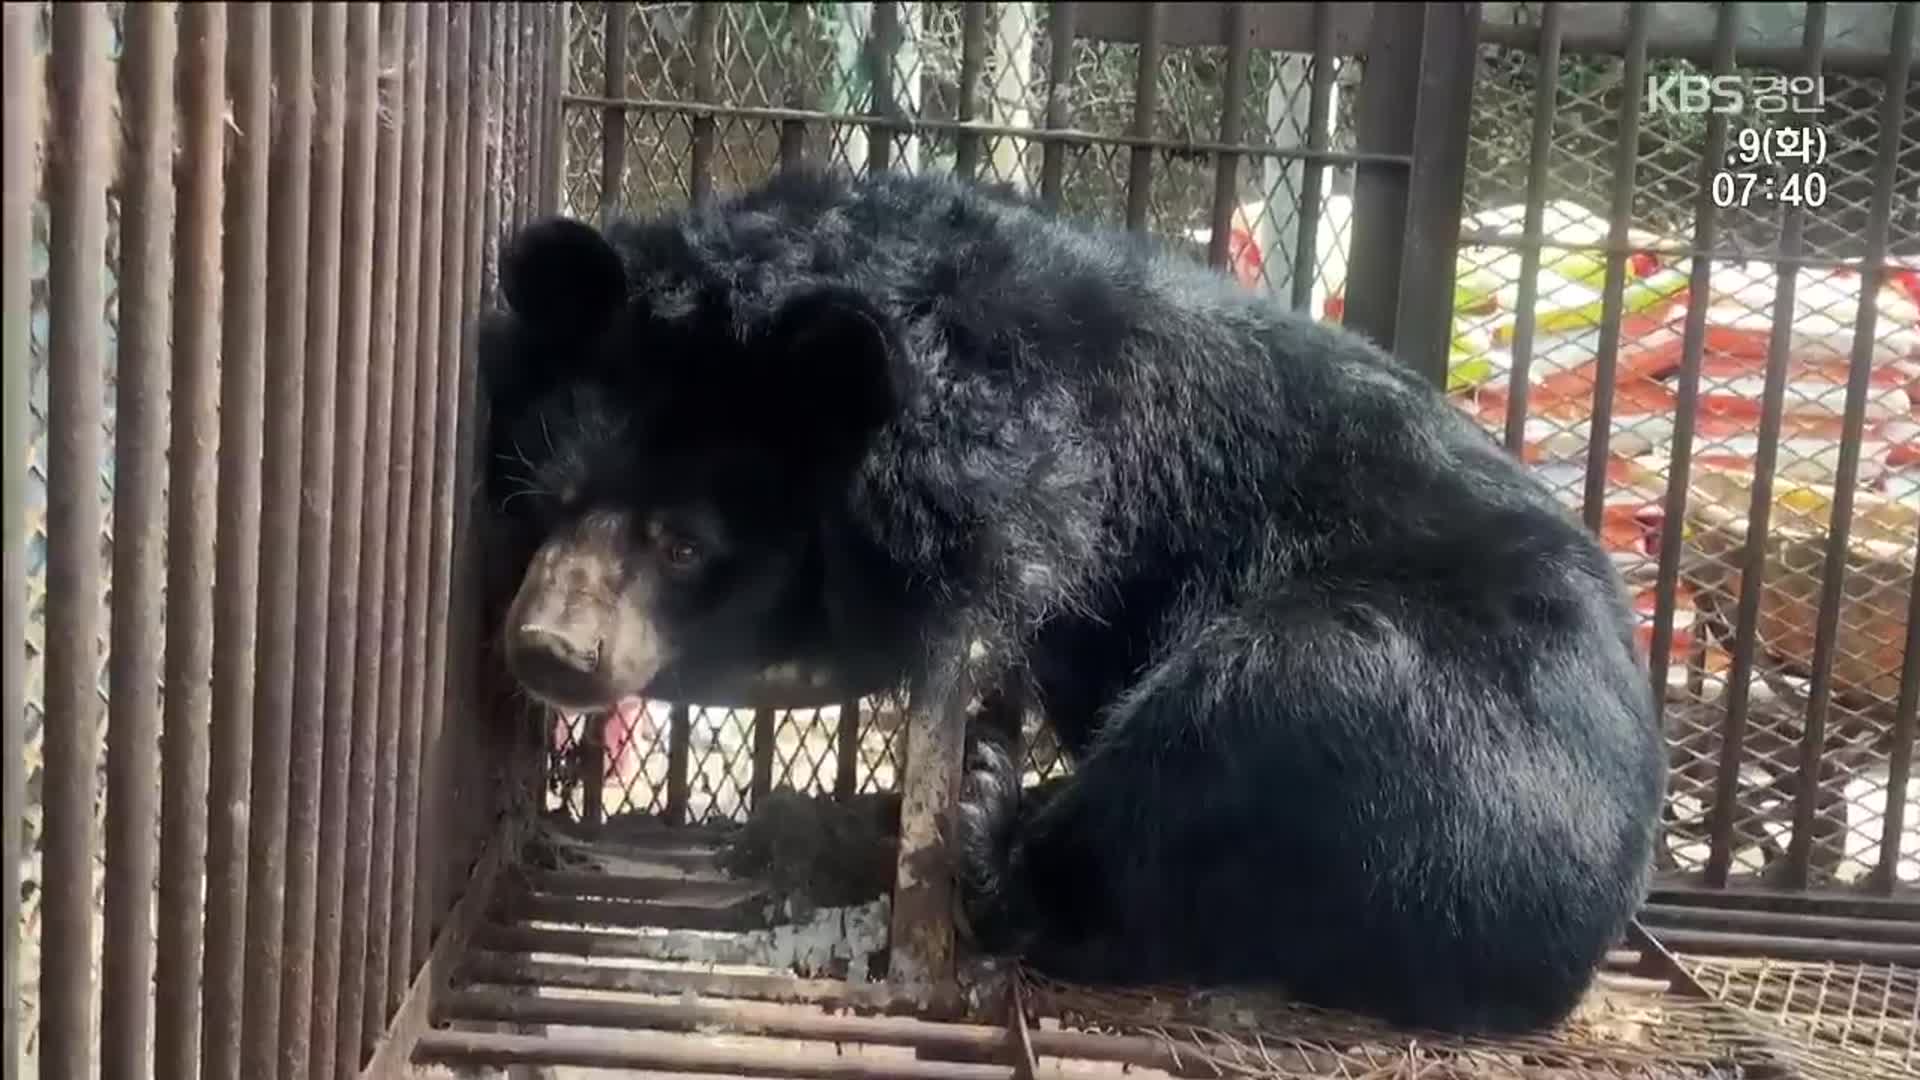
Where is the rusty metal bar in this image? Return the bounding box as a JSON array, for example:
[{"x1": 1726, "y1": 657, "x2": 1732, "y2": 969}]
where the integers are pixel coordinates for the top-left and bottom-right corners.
[
  {"x1": 363, "y1": 1, "x2": 431, "y2": 1062},
  {"x1": 887, "y1": 675, "x2": 972, "y2": 1007},
  {"x1": 1881, "y1": 555, "x2": 1920, "y2": 893},
  {"x1": 277, "y1": 5, "x2": 348, "y2": 1075},
  {"x1": 1039, "y1": 2, "x2": 1077, "y2": 207},
  {"x1": 1205, "y1": 4, "x2": 1251, "y2": 270},
  {"x1": 0, "y1": 2, "x2": 37, "y2": 1072},
  {"x1": 414, "y1": 0, "x2": 473, "y2": 987},
  {"x1": 204, "y1": 3, "x2": 274, "y2": 1075},
  {"x1": 1340, "y1": 5, "x2": 1421, "y2": 355},
  {"x1": 1788, "y1": 2, "x2": 1914, "y2": 889},
  {"x1": 689, "y1": 2, "x2": 721, "y2": 203},
  {"x1": 462, "y1": 952, "x2": 927, "y2": 1013},
  {"x1": 541, "y1": 2, "x2": 567, "y2": 215},
  {"x1": 153, "y1": 8, "x2": 225, "y2": 1076},
  {"x1": 665, "y1": 703, "x2": 693, "y2": 824},
  {"x1": 1717, "y1": 6, "x2": 1830, "y2": 894},
  {"x1": 835, "y1": 699, "x2": 861, "y2": 801},
  {"x1": 751, "y1": 708, "x2": 778, "y2": 810},
  {"x1": 391, "y1": 0, "x2": 452, "y2": 1019},
  {"x1": 240, "y1": 7, "x2": 317, "y2": 1071},
  {"x1": 1286, "y1": 4, "x2": 1339, "y2": 315},
  {"x1": 600, "y1": 2, "x2": 629, "y2": 223},
  {"x1": 40, "y1": 3, "x2": 113, "y2": 1075},
  {"x1": 502, "y1": 3, "x2": 524, "y2": 232},
  {"x1": 418, "y1": 1029, "x2": 1029, "y2": 1079},
  {"x1": 1498, "y1": 1, "x2": 1563, "y2": 454},
  {"x1": 867, "y1": 2, "x2": 901, "y2": 175},
  {"x1": 778, "y1": 3, "x2": 816, "y2": 171},
  {"x1": 310, "y1": 6, "x2": 381, "y2": 1077},
  {"x1": 101, "y1": 6, "x2": 175, "y2": 1076},
  {"x1": 952, "y1": 2, "x2": 988, "y2": 180},
  {"x1": 1640, "y1": 903, "x2": 1920, "y2": 944},
  {"x1": 1122, "y1": 3, "x2": 1163, "y2": 233}
]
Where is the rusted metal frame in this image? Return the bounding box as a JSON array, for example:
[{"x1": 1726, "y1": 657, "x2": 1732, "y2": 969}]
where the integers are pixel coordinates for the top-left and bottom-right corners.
[
  {"x1": 539, "y1": 3, "x2": 566, "y2": 217},
  {"x1": 1497, "y1": 2, "x2": 1563, "y2": 454},
  {"x1": 686, "y1": 1, "x2": 722, "y2": 204},
  {"x1": 242, "y1": 6, "x2": 317, "y2": 1068},
  {"x1": 204, "y1": 4, "x2": 275, "y2": 1075},
  {"x1": 1649, "y1": 878, "x2": 1920, "y2": 920},
  {"x1": 359, "y1": 816, "x2": 519, "y2": 1080},
  {"x1": 460, "y1": 952, "x2": 930, "y2": 1013},
  {"x1": 777, "y1": 2, "x2": 818, "y2": 171},
  {"x1": 887, "y1": 662, "x2": 976, "y2": 1013},
  {"x1": 1387, "y1": 4, "x2": 1480, "y2": 389},
  {"x1": 363, "y1": 1, "x2": 432, "y2": 1062},
  {"x1": 1787, "y1": 2, "x2": 1913, "y2": 889},
  {"x1": 391, "y1": 0, "x2": 454, "y2": 1019},
  {"x1": 417, "y1": 1029, "x2": 1031, "y2": 1078},
  {"x1": 1286, "y1": 3, "x2": 1340, "y2": 315},
  {"x1": 435, "y1": 990, "x2": 1197, "y2": 1075},
  {"x1": 1340, "y1": 4, "x2": 1422, "y2": 356},
  {"x1": 1078, "y1": 1, "x2": 1374, "y2": 55},
  {"x1": 1040, "y1": 2, "x2": 1078, "y2": 208},
  {"x1": 1638, "y1": 928, "x2": 1920, "y2": 968},
  {"x1": 1205, "y1": 4, "x2": 1252, "y2": 271},
  {"x1": 1122, "y1": 3, "x2": 1164, "y2": 233},
  {"x1": 1880, "y1": 555, "x2": 1919, "y2": 893},
  {"x1": 513, "y1": 893, "x2": 764, "y2": 934},
  {"x1": 502, "y1": 3, "x2": 524, "y2": 233},
  {"x1": 1715, "y1": 6, "x2": 1829, "y2": 893},
  {"x1": 275, "y1": 6, "x2": 349, "y2": 1076},
  {"x1": 310, "y1": 7, "x2": 382, "y2": 1078},
  {"x1": 100, "y1": 5, "x2": 175, "y2": 1077},
  {"x1": 1621, "y1": 921, "x2": 1825, "y2": 1080},
  {"x1": 835, "y1": 698, "x2": 863, "y2": 800},
  {"x1": 0, "y1": 3, "x2": 37, "y2": 1075},
  {"x1": 599, "y1": 2, "x2": 629, "y2": 224},
  {"x1": 152, "y1": 8, "x2": 225, "y2": 1076},
  {"x1": 867, "y1": 1, "x2": 904, "y2": 175},
  {"x1": 751, "y1": 707, "x2": 779, "y2": 809},
  {"x1": 1640, "y1": 902, "x2": 1920, "y2": 945},
  {"x1": 561, "y1": 91, "x2": 1412, "y2": 168},
  {"x1": 665, "y1": 703, "x2": 694, "y2": 823},
  {"x1": 952, "y1": 3, "x2": 989, "y2": 180},
  {"x1": 1647, "y1": 4, "x2": 1742, "y2": 746},
  {"x1": 1477, "y1": 20, "x2": 1904, "y2": 78},
  {"x1": 414, "y1": 0, "x2": 475, "y2": 989},
  {"x1": 40, "y1": 3, "x2": 113, "y2": 1075}
]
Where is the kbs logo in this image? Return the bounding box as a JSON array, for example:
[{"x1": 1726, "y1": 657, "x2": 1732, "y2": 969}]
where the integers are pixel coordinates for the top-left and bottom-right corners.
[{"x1": 1644, "y1": 73, "x2": 1827, "y2": 116}]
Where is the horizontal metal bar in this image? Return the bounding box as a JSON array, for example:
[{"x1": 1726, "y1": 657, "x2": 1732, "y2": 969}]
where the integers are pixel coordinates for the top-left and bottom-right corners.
[
  {"x1": 415, "y1": 1029, "x2": 1027, "y2": 1079},
  {"x1": 1478, "y1": 20, "x2": 1905, "y2": 76},
  {"x1": 1076, "y1": 1, "x2": 1374, "y2": 55},
  {"x1": 457, "y1": 953, "x2": 928, "y2": 1015},
  {"x1": 1647, "y1": 881, "x2": 1920, "y2": 922},
  {"x1": 515, "y1": 894, "x2": 766, "y2": 934},
  {"x1": 1639, "y1": 903, "x2": 1920, "y2": 945},
  {"x1": 522, "y1": 869, "x2": 758, "y2": 904},
  {"x1": 558, "y1": 92, "x2": 1414, "y2": 169},
  {"x1": 1457, "y1": 229, "x2": 1896, "y2": 272},
  {"x1": 1644, "y1": 928, "x2": 1920, "y2": 967}
]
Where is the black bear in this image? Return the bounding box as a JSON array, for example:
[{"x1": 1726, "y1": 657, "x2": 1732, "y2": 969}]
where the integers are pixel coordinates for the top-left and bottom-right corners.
[{"x1": 479, "y1": 168, "x2": 1667, "y2": 1037}]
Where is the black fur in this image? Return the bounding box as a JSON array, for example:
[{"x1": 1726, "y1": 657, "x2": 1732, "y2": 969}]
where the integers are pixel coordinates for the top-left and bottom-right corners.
[{"x1": 480, "y1": 168, "x2": 1667, "y2": 1036}]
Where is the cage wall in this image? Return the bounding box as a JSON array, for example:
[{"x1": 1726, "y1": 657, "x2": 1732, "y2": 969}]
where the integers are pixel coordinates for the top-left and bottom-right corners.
[
  {"x1": 539, "y1": 1, "x2": 1919, "y2": 915},
  {"x1": 3, "y1": 3, "x2": 556, "y2": 1078}
]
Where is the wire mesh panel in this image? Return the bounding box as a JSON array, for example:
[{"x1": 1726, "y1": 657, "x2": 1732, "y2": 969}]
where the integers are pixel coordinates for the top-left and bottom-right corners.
[{"x1": 4, "y1": 4, "x2": 551, "y2": 1077}]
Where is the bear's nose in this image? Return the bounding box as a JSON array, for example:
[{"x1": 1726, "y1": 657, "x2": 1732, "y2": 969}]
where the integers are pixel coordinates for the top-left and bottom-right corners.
[{"x1": 513, "y1": 623, "x2": 602, "y2": 674}]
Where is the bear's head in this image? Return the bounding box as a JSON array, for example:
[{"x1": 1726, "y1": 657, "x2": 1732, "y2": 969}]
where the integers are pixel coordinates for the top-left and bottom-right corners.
[{"x1": 480, "y1": 215, "x2": 908, "y2": 713}]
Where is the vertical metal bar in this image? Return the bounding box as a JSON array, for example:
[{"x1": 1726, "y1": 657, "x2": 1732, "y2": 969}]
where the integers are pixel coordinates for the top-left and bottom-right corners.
[
  {"x1": 310, "y1": 6, "x2": 380, "y2": 1077},
  {"x1": 1715, "y1": 6, "x2": 1830, "y2": 893},
  {"x1": 665, "y1": 704, "x2": 693, "y2": 825},
  {"x1": 1122, "y1": 3, "x2": 1163, "y2": 233},
  {"x1": 580, "y1": 718, "x2": 607, "y2": 829},
  {"x1": 1342, "y1": 3, "x2": 1422, "y2": 353},
  {"x1": 278, "y1": 5, "x2": 347, "y2": 1074},
  {"x1": 1787, "y1": 2, "x2": 1913, "y2": 888},
  {"x1": 417, "y1": 1, "x2": 474, "y2": 970},
  {"x1": 953, "y1": 2, "x2": 988, "y2": 181},
  {"x1": 0, "y1": 3, "x2": 39, "y2": 1073},
  {"x1": 1578, "y1": 7, "x2": 1650, "y2": 530},
  {"x1": 1879, "y1": 557, "x2": 1920, "y2": 892},
  {"x1": 501, "y1": 3, "x2": 523, "y2": 232},
  {"x1": 1499, "y1": 2, "x2": 1563, "y2": 454},
  {"x1": 203, "y1": 2, "x2": 273, "y2": 1074},
  {"x1": 40, "y1": 3, "x2": 112, "y2": 1076},
  {"x1": 689, "y1": 3, "x2": 720, "y2": 204},
  {"x1": 1205, "y1": 4, "x2": 1252, "y2": 271},
  {"x1": 835, "y1": 699, "x2": 861, "y2": 801},
  {"x1": 241, "y1": 7, "x2": 317, "y2": 1070},
  {"x1": 778, "y1": 3, "x2": 816, "y2": 171},
  {"x1": 1039, "y1": 1, "x2": 1077, "y2": 208},
  {"x1": 751, "y1": 708, "x2": 778, "y2": 810},
  {"x1": 364, "y1": 1, "x2": 430, "y2": 1060},
  {"x1": 1287, "y1": 3, "x2": 1339, "y2": 315},
  {"x1": 337, "y1": 6, "x2": 410, "y2": 1073},
  {"x1": 154, "y1": 7, "x2": 225, "y2": 1076},
  {"x1": 867, "y1": 1, "x2": 900, "y2": 175},
  {"x1": 540, "y1": 2, "x2": 566, "y2": 216},
  {"x1": 600, "y1": 2, "x2": 629, "y2": 224},
  {"x1": 101, "y1": 6, "x2": 175, "y2": 1077},
  {"x1": 1654, "y1": 8, "x2": 1743, "y2": 868},
  {"x1": 390, "y1": 0, "x2": 451, "y2": 1018}
]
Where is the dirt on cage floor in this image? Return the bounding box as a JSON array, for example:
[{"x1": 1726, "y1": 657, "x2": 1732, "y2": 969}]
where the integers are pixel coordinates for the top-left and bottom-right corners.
[{"x1": 400, "y1": 815, "x2": 1914, "y2": 1080}]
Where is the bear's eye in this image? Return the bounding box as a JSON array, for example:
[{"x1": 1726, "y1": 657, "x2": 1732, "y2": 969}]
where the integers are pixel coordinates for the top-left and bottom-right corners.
[{"x1": 663, "y1": 537, "x2": 701, "y2": 569}]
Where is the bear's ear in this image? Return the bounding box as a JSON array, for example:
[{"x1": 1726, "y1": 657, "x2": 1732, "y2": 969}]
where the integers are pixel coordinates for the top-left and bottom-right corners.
[
  {"x1": 500, "y1": 216, "x2": 628, "y2": 336},
  {"x1": 759, "y1": 285, "x2": 904, "y2": 446}
]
